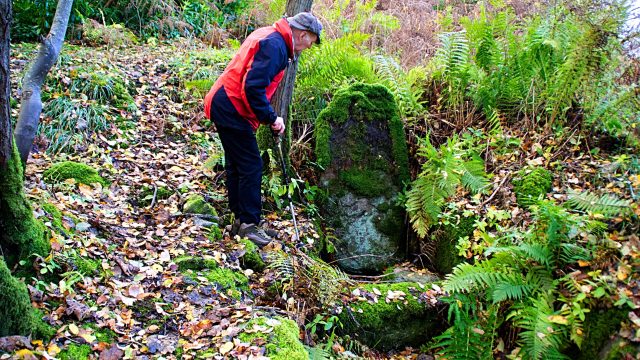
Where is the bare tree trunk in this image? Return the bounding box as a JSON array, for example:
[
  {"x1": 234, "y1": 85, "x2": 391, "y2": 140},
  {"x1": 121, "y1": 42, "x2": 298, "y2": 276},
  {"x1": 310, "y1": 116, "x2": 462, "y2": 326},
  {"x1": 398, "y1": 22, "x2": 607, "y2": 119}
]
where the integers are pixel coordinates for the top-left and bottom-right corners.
[
  {"x1": 257, "y1": 0, "x2": 314, "y2": 156},
  {"x1": 0, "y1": 0, "x2": 11, "y2": 167},
  {"x1": 14, "y1": 0, "x2": 73, "y2": 166}
]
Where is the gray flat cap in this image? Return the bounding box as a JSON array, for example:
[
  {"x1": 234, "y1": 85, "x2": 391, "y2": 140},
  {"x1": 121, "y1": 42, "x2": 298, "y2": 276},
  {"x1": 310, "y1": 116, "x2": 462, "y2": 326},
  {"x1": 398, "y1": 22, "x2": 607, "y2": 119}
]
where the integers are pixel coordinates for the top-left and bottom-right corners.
[{"x1": 287, "y1": 12, "x2": 323, "y2": 44}]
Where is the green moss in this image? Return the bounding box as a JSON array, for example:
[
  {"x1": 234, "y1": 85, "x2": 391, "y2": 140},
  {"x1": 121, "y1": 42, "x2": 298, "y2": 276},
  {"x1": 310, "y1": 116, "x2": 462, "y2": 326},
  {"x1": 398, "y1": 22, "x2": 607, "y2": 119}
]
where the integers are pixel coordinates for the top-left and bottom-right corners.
[
  {"x1": 513, "y1": 167, "x2": 552, "y2": 208},
  {"x1": 183, "y1": 194, "x2": 217, "y2": 216},
  {"x1": 314, "y1": 83, "x2": 410, "y2": 183},
  {"x1": 0, "y1": 259, "x2": 35, "y2": 336},
  {"x1": 204, "y1": 267, "x2": 249, "y2": 299},
  {"x1": 239, "y1": 317, "x2": 306, "y2": 360},
  {"x1": 10, "y1": 97, "x2": 18, "y2": 109},
  {"x1": 208, "y1": 226, "x2": 223, "y2": 241},
  {"x1": 85, "y1": 323, "x2": 117, "y2": 343},
  {"x1": 42, "y1": 161, "x2": 106, "y2": 186},
  {"x1": 174, "y1": 255, "x2": 219, "y2": 271},
  {"x1": 72, "y1": 254, "x2": 100, "y2": 275},
  {"x1": 432, "y1": 215, "x2": 475, "y2": 274},
  {"x1": 41, "y1": 201, "x2": 70, "y2": 234},
  {"x1": 340, "y1": 168, "x2": 389, "y2": 197},
  {"x1": 239, "y1": 239, "x2": 266, "y2": 272},
  {"x1": 31, "y1": 309, "x2": 56, "y2": 341},
  {"x1": 58, "y1": 343, "x2": 92, "y2": 360},
  {"x1": 576, "y1": 307, "x2": 628, "y2": 360},
  {"x1": 337, "y1": 282, "x2": 442, "y2": 350},
  {"x1": 0, "y1": 143, "x2": 50, "y2": 267}
]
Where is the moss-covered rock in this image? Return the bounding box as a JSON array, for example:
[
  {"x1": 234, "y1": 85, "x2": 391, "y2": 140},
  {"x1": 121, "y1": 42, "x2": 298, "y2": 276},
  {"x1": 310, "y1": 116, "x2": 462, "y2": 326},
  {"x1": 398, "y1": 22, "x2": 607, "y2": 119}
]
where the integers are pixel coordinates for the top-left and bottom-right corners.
[
  {"x1": 58, "y1": 343, "x2": 92, "y2": 360},
  {"x1": 239, "y1": 317, "x2": 307, "y2": 360},
  {"x1": 0, "y1": 144, "x2": 50, "y2": 267},
  {"x1": 43, "y1": 161, "x2": 106, "y2": 186},
  {"x1": 239, "y1": 239, "x2": 266, "y2": 272},
  {"x1": 512, "y1": 167, "x2": 552, "y2": 207},
  {"x1": 183, "y1": 194, "x2": 217, "y2": 217},
  {"x1": 174, "y1": 255, "x2": 219, "y2": 272},
  {"x1": 431, "y1": 215, "x2": 476, "y2": 274},
  {"x1": 314, "y1": 83, "x2": 410, "y2": 274},
  {"x1": 204, "y1": 267, "x2": 249, "y2": 299},
  {"x1": 337, "y1": 282, "x2": 446, "y2": 350}
]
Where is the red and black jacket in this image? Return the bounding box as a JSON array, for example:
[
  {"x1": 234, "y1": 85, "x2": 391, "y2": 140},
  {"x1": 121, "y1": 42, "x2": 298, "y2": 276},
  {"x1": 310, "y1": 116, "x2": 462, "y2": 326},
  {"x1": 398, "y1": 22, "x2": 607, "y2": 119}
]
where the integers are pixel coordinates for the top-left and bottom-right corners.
[{"x1": 204, "y1": 18, "x2": 295, "y2": 132}]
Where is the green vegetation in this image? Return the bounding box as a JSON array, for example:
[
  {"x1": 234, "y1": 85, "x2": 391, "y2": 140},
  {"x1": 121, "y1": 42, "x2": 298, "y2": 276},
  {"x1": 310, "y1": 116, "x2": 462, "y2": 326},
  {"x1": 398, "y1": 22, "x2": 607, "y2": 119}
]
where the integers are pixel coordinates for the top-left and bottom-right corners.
[
  {"x1": 0, "y1": 259, "x2": 36, "y2": 336},
  {"x1": 431, "y1": 214, "x2": 475, "y2": 274},
  {"x1": 406, "y1": 134, "x2": 488, "y2": 238},
  {"x1": 72, "y1": 254, "x2": 101, "y2": 276},
  {"x1": 239, "y1": 317, "x2": 307, "y2": 360},
  {"x1": 42, "y1": 161, "x2": 106, "y2": 186},
  {"x1": 513, "y1": 167, "x2": 553, "y2": 208}
]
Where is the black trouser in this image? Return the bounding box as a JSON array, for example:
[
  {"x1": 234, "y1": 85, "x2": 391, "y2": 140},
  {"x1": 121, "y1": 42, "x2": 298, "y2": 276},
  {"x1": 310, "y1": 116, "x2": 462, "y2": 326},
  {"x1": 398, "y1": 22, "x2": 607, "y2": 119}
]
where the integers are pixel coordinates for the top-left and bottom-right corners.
[{"x1": 216, "y1": 125, "x2": 263, "y2": 225}]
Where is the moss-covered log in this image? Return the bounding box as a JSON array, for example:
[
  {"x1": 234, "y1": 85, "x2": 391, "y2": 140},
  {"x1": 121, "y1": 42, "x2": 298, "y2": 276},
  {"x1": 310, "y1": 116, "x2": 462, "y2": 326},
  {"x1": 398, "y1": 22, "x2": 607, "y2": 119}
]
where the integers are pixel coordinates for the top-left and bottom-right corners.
[{"x1": 0, "y1": 145, "x2": 50, "y2": 267}]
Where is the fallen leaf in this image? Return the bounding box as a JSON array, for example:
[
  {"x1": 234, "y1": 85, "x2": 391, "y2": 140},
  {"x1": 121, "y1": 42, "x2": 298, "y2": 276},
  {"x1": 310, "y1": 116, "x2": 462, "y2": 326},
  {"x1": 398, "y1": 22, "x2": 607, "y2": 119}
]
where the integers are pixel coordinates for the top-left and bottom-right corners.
[{"x1": 219, "y1": 341, "x2": 234, "y2": 355}]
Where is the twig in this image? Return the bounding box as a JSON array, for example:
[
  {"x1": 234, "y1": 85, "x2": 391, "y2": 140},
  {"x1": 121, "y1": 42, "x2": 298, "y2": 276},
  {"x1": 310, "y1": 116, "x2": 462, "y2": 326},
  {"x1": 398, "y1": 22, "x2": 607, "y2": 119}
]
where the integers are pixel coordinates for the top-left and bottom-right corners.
[
  {"x1": 149, "y1": 184, "x2": 158, "y2": 209},
  {"x1": 481, "y1": 175, "x2": 510, "y2": 207}
]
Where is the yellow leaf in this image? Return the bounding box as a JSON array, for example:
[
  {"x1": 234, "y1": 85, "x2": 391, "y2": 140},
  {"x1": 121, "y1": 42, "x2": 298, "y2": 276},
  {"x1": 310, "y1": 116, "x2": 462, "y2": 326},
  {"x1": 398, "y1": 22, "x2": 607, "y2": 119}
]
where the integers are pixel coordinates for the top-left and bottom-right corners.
[
  {"x1": 219, "y1": 341, "x2": 234, "y2": 355},
  {"x1": 548, "y1": 315, "x2": 568, "y2": 325},
  {"x1": 47, "y1": 343, "x2": 62, "y2": 356},
  {"x1": 69, "y1": 323, "x2": 80, "y2": 335},
  {"x1": 14, "y1": 349, "x2": 37, "y2": 360}
]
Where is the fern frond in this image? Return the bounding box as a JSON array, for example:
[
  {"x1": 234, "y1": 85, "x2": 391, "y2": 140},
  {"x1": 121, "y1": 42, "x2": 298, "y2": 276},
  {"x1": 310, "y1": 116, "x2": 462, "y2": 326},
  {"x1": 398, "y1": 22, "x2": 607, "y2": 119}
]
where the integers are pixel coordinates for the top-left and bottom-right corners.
[
  {"x1": 461, "y1": 157, "x2": 489, "y2": 194},
  {"x1": 443, "y1": 261, "x2": 505, "y2": 294},
  {"x1": 508, "y1": 295, "x2": 569, "y2": 360},
  {"x1": 265, "y1": 251, "x2": 295, "y2": 282},
  {"x1": 565, "y1": 190, "x2": 632, "y2": 216},
  {"x1": 491, "y1": 272, "x2": 537, "y2": 303}
]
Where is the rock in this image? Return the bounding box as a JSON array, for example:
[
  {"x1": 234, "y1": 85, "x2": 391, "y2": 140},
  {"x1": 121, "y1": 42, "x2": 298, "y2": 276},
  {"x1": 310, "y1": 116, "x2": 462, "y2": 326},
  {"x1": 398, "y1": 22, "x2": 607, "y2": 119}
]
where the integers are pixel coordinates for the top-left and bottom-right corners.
[
  {"x1": 314, "y1": 83, "x2": 410, "y2": 274},
  {"x1": 337, "y1": 282, "x2": 446, "y2": 350},
  {"x1": 183, "y1": 194, "x2": 217, "y2": 217}
]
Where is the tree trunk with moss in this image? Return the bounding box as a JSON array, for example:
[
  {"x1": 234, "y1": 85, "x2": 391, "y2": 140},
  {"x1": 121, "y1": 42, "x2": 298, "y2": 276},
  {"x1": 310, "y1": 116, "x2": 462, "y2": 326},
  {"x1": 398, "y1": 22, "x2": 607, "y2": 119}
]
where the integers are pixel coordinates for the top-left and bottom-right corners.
[
  {"x1": 0, "y1": 0, "x2": 51, "y2": 337},
  {"x1": 256, "y1": 0, "x2": 314, "y2": 156},
  {"x1": 13, "y1": 0, "x2": 73, "y2": 165}
]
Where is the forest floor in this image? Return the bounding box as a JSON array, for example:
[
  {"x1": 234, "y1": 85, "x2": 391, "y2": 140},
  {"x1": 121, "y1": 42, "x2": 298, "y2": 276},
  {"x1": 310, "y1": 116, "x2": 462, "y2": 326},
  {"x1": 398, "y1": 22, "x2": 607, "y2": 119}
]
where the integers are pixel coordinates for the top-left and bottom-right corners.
[{"x1": 3, "y1": 39, "x2": 640, "y2": 360}]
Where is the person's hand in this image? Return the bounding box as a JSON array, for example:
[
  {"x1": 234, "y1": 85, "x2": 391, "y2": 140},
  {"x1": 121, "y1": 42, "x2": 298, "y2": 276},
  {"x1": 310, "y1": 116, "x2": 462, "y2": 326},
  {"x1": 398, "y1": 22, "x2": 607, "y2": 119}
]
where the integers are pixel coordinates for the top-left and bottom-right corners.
[{"x1": 271, "y1": 116, "x2": 285, "y2": 135}]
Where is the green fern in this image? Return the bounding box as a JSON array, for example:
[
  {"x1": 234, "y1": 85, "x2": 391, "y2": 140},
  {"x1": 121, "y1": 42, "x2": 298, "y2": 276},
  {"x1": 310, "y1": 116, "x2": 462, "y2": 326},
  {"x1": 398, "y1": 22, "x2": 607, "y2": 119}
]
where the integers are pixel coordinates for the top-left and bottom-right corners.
[
  {"x1": 406, "y1": 135, "x2": 488, "y2": 237},
  {"x1": 508, "y1": 295, "x2": 569, "y2": 360},
  {"x1": 373, "y1": 54, "x2": 424, "y2": 118},
  {"x1": 565, "y1": 190, "x2": 632, "y2": 216}
]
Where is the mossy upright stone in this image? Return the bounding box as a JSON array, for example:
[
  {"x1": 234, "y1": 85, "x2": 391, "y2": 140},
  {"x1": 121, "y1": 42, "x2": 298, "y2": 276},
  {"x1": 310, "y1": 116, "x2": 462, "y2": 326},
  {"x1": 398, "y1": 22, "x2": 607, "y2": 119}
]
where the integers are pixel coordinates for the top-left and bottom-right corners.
[
  {"x1": 315, "y1": 83, "x2": 410, "y2": 274},
  {"x1": 0, "y1": 259, "x2": 38, "y2": 336}
]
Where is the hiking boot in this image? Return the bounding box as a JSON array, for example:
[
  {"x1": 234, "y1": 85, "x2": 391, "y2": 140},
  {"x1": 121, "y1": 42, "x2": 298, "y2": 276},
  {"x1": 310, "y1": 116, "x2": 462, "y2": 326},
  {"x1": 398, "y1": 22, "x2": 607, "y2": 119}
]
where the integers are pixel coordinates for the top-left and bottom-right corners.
[
  {"x1": 238, "y1": 223, "x2": 274, "y2": 247},
  {"x1": 258, "y1": 220, "x2": 279, "y2": 238}
]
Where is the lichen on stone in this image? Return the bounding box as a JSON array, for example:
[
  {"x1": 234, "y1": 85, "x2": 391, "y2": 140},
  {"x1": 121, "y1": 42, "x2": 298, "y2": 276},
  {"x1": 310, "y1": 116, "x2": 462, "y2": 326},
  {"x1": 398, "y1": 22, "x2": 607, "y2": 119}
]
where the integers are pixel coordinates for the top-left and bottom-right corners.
[
  {"x1": 239, "y1": 317, "x2": 307, "y2": 360},
  {"x1": 42, "y1": 161, "x2": 106, "y2": 186}
]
